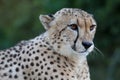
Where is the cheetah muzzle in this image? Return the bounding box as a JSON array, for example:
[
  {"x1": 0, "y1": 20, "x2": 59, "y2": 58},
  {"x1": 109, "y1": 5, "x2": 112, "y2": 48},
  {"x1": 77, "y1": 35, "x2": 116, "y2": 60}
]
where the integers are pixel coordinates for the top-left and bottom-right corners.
[{"x1": 0, "y1": 8, "x2": 97, "y2": 80}]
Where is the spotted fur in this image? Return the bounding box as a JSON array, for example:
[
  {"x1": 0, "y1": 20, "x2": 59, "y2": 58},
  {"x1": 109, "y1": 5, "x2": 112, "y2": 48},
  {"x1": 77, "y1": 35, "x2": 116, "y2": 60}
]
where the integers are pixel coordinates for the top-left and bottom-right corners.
[{"x1": 0, "y1": 8, "x2": 97, "y2": 80}]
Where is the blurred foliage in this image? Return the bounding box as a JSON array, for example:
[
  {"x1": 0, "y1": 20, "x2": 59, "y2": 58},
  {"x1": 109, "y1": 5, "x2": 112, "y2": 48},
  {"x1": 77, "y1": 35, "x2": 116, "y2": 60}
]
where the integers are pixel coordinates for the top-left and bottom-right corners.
[{"x1": 0, "y1": 0, "x2": 120, "y2": 80}]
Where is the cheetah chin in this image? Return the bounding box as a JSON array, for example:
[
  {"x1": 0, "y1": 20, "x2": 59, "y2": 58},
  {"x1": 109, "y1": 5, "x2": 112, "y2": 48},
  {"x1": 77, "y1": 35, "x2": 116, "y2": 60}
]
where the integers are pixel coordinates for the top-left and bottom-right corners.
[{"x1": 58, "y1": 42, "x2": 94, "y2": 58}]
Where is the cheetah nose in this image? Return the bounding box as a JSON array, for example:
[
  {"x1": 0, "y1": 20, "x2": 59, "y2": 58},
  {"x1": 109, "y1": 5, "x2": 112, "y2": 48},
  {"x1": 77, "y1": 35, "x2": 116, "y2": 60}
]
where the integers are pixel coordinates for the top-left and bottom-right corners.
[{"x1": 82, "y1": 41, "x2": 92, "y2": 50}]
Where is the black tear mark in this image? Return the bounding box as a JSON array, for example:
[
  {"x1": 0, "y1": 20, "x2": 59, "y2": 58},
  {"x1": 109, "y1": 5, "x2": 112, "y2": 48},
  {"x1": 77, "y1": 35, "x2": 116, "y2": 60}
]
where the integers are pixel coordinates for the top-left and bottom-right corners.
[{"x1": 72, "y1": 27, "x2": 79, "y2": 51}]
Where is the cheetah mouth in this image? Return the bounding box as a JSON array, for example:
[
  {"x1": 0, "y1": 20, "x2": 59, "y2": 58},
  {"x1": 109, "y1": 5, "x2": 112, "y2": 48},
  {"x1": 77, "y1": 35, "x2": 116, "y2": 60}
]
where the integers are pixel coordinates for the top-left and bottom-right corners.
[
  {"x1": 72, "y1": 44, "x2": 94, "y2": 54},
  {"x1": 80, "y1": 45, "x2": 94, "y2": 54},
  {"x1": 79, "y1": 50, "x2": 87, "y2": 53},
  {"x1": 72, "y1": 45, "x2": 86, "y2": 53}
]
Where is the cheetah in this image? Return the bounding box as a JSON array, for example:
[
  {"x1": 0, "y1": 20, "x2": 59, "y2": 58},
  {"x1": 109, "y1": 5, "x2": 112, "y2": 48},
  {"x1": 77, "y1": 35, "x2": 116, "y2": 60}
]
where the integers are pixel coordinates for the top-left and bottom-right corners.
[{"x1": 0, "y1": 8, "x2": 97, "y2": 80}]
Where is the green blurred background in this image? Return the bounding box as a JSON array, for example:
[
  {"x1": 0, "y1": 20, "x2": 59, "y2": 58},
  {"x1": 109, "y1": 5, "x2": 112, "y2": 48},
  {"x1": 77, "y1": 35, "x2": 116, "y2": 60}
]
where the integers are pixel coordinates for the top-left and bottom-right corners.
[{"x1": 0, "y1": 0, "x2": 120, "y2": 80}]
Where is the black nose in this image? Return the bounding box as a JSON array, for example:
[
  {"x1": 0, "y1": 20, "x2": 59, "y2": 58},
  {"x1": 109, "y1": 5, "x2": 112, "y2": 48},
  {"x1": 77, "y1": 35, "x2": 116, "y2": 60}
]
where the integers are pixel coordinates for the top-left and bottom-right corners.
[{"x1": 82, "y1": 41, "x2": 92, "y2": 49}]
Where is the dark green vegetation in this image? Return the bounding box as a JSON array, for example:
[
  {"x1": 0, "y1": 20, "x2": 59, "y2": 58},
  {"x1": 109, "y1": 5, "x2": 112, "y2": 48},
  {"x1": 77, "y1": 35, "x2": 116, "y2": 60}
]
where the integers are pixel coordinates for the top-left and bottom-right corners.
[{"x1": 0, "y1": 0, "x2": 120, "y2": 80}]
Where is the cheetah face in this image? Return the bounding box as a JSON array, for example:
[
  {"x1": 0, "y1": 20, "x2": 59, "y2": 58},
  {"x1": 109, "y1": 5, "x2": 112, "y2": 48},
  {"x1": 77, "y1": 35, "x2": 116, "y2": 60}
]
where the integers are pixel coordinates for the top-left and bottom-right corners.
[{"x1": 40, "y1": 8, "x2": 97, "y2": 57}]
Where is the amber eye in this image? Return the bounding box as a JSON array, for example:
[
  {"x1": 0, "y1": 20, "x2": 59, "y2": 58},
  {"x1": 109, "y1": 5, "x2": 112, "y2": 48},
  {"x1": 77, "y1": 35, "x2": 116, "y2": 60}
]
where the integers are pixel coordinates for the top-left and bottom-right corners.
[
  {"x1": 90, "y1": 25, "x2": 96, "y2": 31},
  {"x1": 68, "y1": 24, "x2": 78, "y2": 30}
]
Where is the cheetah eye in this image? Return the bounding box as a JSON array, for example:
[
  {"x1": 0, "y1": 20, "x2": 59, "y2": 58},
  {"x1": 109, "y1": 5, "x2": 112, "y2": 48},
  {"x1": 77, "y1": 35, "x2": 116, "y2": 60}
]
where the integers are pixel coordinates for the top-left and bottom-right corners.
[
  {"x1": 68, "y1": 24, "x2": 78, "y2": 30},
  {"x1": 90, "y1": 25, "x2": 96, "y2": 31}
]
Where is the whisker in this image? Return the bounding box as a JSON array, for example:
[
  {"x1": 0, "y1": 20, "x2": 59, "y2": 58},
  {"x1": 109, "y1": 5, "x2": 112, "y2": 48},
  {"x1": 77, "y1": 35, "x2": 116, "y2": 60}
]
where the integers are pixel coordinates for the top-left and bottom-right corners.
[{"x1": 94, "y1": 46, "x2": 104, "y2": 57}]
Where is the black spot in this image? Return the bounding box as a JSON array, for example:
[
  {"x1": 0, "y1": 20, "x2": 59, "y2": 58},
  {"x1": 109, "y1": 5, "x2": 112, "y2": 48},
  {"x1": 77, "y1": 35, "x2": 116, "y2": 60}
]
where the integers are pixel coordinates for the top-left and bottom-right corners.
[
  {"x1": 19, "y1": 57, "x2": 22, "y2": 60},
  {"x1": 29, "y1": 54, "x2": 32, "y2": 56},
  {"x1": 61, "y1": 39, "x2": 63, "y2": 41},
  {"x1": 1, "y1": 61, "x2": 4, "y2": 64},
  {"x1": 41, "y1": 53, "x2": 44, "y2": 56},
  {"x1": 27, "y1": 46, "x2": 30, "y2": 48},
  {"x1": 69, "y1": 69, "x2": 71, "y2": 72},
  {"x1": 38, "y1": 73, "x2": 41, "y2": 76},
  {"x1": 23, "y1": 58, "x2": 26, "y2": 62},
  {"x1": 41, "y1": 65, "x2": 43, "y2": 69},
  {"x1": 43, "y1": 58, "x2": 46, "y2": 61},
  {"x1": 18, "y1": 63, "x2": 21, "y2": 66},
  {"x1": 9, "y1": 75, "x2": 12, "y2": 78},
  {"x1": 43, "y1": 63, "x2": 47, "y2": 66},
  {"x1": 35, "y1": 69, "x2": 38, "y2": 72},
  {"x1": 4, "y1": 64, "x2": 8, "y2": 68},
  {"x1": 61, "y1": 78, "x2": 64, "y2": 80},
  {"x1": 38, "y1": 78, "x2": 42, "y2": 80},
  {"x1": 26, "y1": 65, "x2": 29, "y2": 68},
  {"x1": 55, "y1": 75, "x2": 58, "y2": 78},
  {"x1": 53, "y1": 69, "x2": 57, "y2": 72},
  {"x1": 10, "y1": 63, "x2": 13, "y2": 67},
  {"x1": 22, "y1": 50, "x2": 25, "y2": 54},
  {"x1": 50, "y1": 61, "x2": 54, "y2": 65},
  {"x1": 39, "y1": 45, "x2": 43, "y2": 47},
  {"x1": 47, "y1": 67, "x2": 50, "y2": 70},
  {"x1": 28, "y1": 73, "x2": 30, "y2": 76},
  {"x1": 46, "y1": 42, "x2": 49, "y2": 45},
  {"x1": 36, "y1": 63, "x2": 39, "y2": 66},
  {"x1": 43, "y1": 45, "x2": 47, "y2": 47},
  {"x1": 40, "y1": 61, "x2": 42, "y2": 64},
  {"x1": 15, "y1": 67, "x2": 19, "y2": 72},
  {"x1": 44, "y1": 77, "x2": 47, "y2": 80},
  {"x1": 10, "y1": 54, "x2": 13, "y2": 57},
  {"x1": 67, "y1": 74, "x2": 69, "y2": 76},
  {"x1": 23, "y1": 72, "x2": 26, "y2": 75},
  {"x1": 35, "y1": 56, "x2": 39, "y2": 60},
  {"x1": 60, "y1": 72, "x2": 64, "y2": 75},
  {"x1": 2, "y1": 57, "x2": 5, "y2": 60},
  {"x1": 58, "y1": 46, "x2": 61, "y2": 48},
  {"x1": 45, "y1": 72, "x2": 48, "y2": 75},
  {"x1": 44, "y1": 51, "x2": 47, "y2": 54},
  {"x1": 64, "y1": 70, "x2": 66, "y2": 72},
  {"x1": 7, "y1": 58, "x2": 12, "y2": 62},
  {"x1": 31, "y1": 71, "x2": 34, "y2": 75},
  {"x1": 35, "y1": 43, "x2": 38, "y2": 45},
  {"x1": 24, "y1": 76, "x2": 27, "y2": 79},
  {"x1": 72, "y1": 76, "x2": 75, "y2": 78},
  {"x1": 21, "y1": 65, "x2": 24, "y2": 69},
  {"x1": 64, "y1": 62, "x2": 68, "y2": 67},
  {"x1": 13, "y1": 54, "x2": 17, "y2": 58},
  {"x1": 9, "y1": 69, "x2": 12, "y2": 73},
  {"x1": 57, "y1": 57, "x2": 60, "y2": 60},
  {"x1": 30, "y1": 62, "x2": 34, "y2": 66},
  {"x1": 53, "y1": 52, "x2": 57, "y2": 55},
  {"x1": 51, "y1": 56, "x2": 54, "y2": 58},
  {"x1": 57, "y1": 65, "x2": 61, "y2": 68},
  {"x1": 26, "y1": 51, "x2": 29, "y2": 54},
  {"x1": 62, "y1": 66, "x2": 66, "y2": 68},
  {"x1": 3, "y1": 73, "x2": 7, "y2": 76},
  {"x1": 47, "y1": 48, "x2": 51, "y2": 51},
  {"x1": 13, "y1": 62, "x2": 17, "y2": 65},
  {"x1": 27, "y1": 58, "x2": 30, "y2": 62},
  {"x1": 50, "y1": 76, "x2": 54, "y2": 79},
  {"x1": 14, "y1": 75, "x2": 18, "y2": 78},
  {"x1": 33, "y1": 51, "x2": 35, "y2": 54},
  {"x1": 47, "y1": 56, "x2": 50, "y2": 59},
  {"x1": 37, "y1": 50, "x2": 40, "y2": 53},
  {"x1": 7, "y1": 51, "x2": 10, "y2": 54}
]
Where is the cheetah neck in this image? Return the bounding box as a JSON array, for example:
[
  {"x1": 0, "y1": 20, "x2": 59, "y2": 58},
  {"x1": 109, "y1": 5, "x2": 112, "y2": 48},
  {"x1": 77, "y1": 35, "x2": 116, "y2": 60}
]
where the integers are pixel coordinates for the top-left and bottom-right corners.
[{"x1": 32, "y1": 32, "x2": 91, "y2": 80}]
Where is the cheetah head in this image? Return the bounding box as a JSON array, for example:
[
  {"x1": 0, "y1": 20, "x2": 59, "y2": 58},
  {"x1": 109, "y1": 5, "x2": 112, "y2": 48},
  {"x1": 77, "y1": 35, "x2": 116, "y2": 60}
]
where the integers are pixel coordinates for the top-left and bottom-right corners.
[{"x1": 39, "y1": 8, "x2": 97, "y2": 58}]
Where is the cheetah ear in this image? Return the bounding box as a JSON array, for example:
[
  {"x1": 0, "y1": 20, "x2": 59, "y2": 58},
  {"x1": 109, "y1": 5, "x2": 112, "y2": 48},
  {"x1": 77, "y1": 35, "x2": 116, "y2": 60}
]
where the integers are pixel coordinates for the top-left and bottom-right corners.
[{"x1": 39, "y1": 14, "x2": 54, "y2": 30}]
